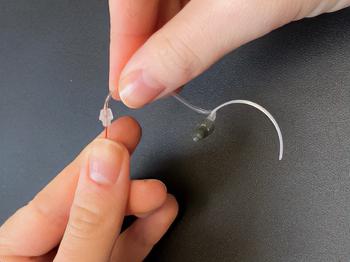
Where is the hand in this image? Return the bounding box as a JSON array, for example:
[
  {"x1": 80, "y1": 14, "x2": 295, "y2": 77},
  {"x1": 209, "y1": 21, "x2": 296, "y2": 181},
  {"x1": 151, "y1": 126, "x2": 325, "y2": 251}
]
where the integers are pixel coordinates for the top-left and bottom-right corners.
[
  {"x1": 108, "y1": 0, "x2": 350, "y2": 108},
  {"x1": 0, "y1": 117, "x2": 178, "y2": 261}
]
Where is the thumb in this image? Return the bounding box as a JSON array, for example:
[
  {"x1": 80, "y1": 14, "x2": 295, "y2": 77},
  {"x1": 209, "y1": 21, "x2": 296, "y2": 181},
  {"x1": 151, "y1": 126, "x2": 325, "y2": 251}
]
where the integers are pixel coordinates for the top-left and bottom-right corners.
[
  {"x1": 118, "y1": 0, "x2": 350, "y2": 108},
  {"x1": 118, "y1": 0, "x2": 300, "y2": 108},
  {"x1": 55, "y1": 139, "x2": 130, "y2": 262}
]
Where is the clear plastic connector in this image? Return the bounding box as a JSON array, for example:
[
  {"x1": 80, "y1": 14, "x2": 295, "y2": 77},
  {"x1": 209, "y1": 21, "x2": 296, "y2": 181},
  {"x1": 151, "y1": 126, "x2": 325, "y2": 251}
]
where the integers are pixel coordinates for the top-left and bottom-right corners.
[
  {"x1": 99, "y1": 108, "x2": 113, "y2": 127},
  {"x1": 99, "y1": 92, "x2": 114, "y2": 128}
]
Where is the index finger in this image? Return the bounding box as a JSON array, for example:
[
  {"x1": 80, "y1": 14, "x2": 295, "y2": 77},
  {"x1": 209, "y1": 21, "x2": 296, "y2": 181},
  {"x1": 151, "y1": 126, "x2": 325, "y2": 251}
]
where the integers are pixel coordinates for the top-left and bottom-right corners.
[{"x1": 108, "y1": 0, "x2": 160, "y2": 98}]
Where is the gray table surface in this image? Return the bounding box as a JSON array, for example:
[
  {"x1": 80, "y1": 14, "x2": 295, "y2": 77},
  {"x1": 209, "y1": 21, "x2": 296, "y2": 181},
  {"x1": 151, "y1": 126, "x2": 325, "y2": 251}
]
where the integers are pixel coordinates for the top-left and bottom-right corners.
[{"x1": 1, "y1": 1, "x2": 350, "y2": 261}]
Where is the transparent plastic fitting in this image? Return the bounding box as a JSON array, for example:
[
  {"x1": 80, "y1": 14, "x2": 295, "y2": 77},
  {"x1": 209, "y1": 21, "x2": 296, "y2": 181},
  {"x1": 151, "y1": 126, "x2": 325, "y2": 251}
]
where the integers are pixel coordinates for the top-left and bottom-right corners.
[
  {"x1": 99, "y1": 92, "x2": 113, "y2": 128},
  {"x1": 99, "y1": 108, "x2": 113, "y2": 127}
]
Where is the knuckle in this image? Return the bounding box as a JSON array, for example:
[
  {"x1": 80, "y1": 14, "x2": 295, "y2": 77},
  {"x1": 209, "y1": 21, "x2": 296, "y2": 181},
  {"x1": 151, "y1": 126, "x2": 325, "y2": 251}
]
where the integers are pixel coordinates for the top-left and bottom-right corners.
[
  {"x1": 0, "y1": 207, "x2": 42, "y2": 256},
  {"x1": 28, "y1": 197, "x2": 67, "y2": 228},
  {"x1": 0, "y1": 235, "x2": 13, "y2": 256},
  {"x1": 67, "y1": 202, "x2": 104, "y2": 239}
]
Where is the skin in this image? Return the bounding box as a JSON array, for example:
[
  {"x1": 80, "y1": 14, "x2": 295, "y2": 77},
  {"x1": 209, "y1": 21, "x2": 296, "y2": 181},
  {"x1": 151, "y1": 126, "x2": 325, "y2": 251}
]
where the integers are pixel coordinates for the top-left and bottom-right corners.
[
  {"x1": 0, "y1": 117, "x2": 178, "y2": 261},
  {"x1": 109, "y1": 0, "x2": 350, "y2": 108},
  {"x1": 1, "y1": 1, "x2": 350, "y2": 261}
]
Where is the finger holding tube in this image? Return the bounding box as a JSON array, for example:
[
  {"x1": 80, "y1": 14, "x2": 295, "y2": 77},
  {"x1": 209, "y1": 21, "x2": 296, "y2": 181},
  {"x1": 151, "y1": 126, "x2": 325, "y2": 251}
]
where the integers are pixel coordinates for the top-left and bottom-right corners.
[{"x1": 54, "y1": 139, "x2": 130, "y2": 261}]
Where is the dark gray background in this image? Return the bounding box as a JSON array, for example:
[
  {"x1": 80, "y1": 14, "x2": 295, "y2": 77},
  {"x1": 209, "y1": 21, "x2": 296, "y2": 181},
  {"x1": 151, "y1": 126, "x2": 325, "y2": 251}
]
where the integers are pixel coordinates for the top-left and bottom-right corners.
[{"x1": 1, "y1": 1, "x2": 350, "y2": 261}]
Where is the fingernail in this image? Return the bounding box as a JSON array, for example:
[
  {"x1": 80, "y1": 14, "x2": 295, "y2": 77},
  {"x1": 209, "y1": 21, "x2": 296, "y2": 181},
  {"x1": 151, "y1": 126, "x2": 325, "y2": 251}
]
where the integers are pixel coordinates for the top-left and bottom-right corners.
[
  {"x1": 119, "y1": 70, "x2": 165, "y2": 108},
  {"x1": 88, "y1": 141, "x2": 124, "y2": 185}
]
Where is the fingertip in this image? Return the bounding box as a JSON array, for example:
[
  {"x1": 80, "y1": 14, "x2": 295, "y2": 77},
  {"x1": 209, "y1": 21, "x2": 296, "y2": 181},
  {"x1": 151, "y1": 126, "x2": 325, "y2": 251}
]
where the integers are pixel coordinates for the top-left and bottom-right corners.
[
  {"x1": 87, "y1": 138, "x2": 129, "y2": 185},
  {"x1": 119, "y1": 69, "x2": 166, "y2": 109},
  {"x1": 111, "y1": 88, "x2": 121, "y2": 101},
  {"x1": 102, "y1": 116, "x2": 142, "y2": 153},
  {"x1": 156, "y1": 180, "x2": 168, "y2": 196},
  {"x1": 129, "y1": 179, "x2": 168, "y2": 217},
  {"x1": 164, "y1": 194, "x2": 179, "y2": 222},
  {"x1": 111, "y1": 116, "x2": 142, "y2": 135},
  {"x1": 90, "y1": 138, "x2": 130, "y2": 163},
  {"x1": 143, "y1": 179, "x2": 168, "y2": 203},
  {"x1": 56, "y1": 139, "x2": 131, "y2": 261}
]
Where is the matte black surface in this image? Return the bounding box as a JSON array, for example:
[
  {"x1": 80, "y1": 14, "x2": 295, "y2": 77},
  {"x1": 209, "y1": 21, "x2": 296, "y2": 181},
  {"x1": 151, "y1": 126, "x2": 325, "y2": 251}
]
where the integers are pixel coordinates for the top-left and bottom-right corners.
[{"x1": 1, "y1": 2, "x2": 350, "y2": 261}]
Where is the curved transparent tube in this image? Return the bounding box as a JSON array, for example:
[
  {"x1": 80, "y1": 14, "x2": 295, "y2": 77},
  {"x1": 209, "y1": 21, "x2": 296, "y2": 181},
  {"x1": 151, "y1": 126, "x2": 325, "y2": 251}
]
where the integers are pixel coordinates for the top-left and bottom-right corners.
[
  {"x1": 173, "y1": 94, "x2": 284, "y2": 160},
  {"x1": 98, "y1": 91, "x2": 284, "y2": 160},
  {"x1": 211, "y1": 100, "x2": 283, "y2": 160},
  {"x1": 103, "y1": 92, "x2": 112, "y2": 112},
  {"x1": 172, "y1": 93, "x2": 212, "y2": 115}
]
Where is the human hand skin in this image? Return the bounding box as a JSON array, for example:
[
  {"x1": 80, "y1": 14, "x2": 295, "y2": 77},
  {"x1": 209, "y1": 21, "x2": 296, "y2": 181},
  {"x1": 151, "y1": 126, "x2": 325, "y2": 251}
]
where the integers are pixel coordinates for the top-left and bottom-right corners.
[
  {"x1": 109, "y1": 0, "x2": 350, "y2": 108},
  {"x1": 0, "y1": 117, "x2": 178, "y2": 262}
]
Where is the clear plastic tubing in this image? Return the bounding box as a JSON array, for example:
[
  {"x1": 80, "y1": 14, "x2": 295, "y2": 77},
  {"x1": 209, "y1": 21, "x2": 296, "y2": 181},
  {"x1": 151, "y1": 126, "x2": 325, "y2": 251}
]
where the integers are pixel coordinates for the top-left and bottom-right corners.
[{"x1": 172, "y1": 93, "x2": 284, "y2": 160}]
